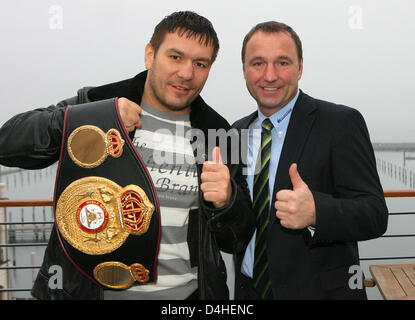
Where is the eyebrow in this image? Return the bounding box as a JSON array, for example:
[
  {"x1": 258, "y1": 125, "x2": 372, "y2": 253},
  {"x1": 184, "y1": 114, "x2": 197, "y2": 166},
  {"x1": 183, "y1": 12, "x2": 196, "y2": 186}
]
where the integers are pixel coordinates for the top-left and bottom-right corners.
[
  {"x1": 166, "y1": 48, "x2": 212, "y2": 63},
  {"x1": 278, "y1": 55, "x2": 294, "y2": 63},
  {"x1": 248, "y1": 55, "x2": 295, "y2": 64},
  {"x1": 247, "y1": 56, "x2": 263, "y2": 64}
]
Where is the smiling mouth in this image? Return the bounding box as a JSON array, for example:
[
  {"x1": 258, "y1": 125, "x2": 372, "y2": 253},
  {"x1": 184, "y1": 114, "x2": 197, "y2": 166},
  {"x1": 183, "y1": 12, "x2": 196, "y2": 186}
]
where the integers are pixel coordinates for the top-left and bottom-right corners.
[
  {"x1": 262, "y1": 87, "x2": 279, "y2": 91},
  {"x1": 172, "y1": 85, "x2": 190, "y2": 92}
]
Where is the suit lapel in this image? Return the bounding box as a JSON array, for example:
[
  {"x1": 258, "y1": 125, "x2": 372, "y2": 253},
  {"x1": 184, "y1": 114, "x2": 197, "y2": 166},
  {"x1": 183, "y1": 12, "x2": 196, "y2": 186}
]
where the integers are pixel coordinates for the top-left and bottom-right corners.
[
  {"x1": 270, "y1": 92, "x2": 317, "y2": 223},
  {"x1": 237, "y1": 110, "x2": 258, "y2": 130},
  {"x1": 234, "y1": 110, "x2": 258, "y2": 172}
]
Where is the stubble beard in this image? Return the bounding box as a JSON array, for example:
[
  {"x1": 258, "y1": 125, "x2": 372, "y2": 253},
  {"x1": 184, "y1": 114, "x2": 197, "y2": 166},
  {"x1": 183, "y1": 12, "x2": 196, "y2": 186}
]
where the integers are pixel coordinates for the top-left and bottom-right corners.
[{"x1": 148, "y1": 74, "x2": 196, "y2": 113}]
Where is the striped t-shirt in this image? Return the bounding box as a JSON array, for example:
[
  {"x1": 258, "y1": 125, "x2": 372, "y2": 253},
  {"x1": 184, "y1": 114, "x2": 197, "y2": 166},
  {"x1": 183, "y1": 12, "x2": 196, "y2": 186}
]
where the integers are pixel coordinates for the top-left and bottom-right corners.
[{"x1": 104, "y1": 102, "x2": 199, "y2": 300}]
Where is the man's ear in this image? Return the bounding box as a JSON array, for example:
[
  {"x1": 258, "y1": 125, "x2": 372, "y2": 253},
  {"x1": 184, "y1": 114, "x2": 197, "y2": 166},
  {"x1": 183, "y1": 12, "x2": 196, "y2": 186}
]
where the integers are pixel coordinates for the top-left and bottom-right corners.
[
  {"x1": 298, "y1": 59, "x2": 303, "y2": 80},
  {"x1": 144, "y1": 43, "x2": 155, "y2": 70}
]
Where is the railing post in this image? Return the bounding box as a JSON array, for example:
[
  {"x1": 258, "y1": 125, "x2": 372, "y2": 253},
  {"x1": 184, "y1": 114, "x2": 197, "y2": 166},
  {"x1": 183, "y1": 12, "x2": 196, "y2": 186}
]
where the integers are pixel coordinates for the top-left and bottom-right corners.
[{"x1": 0, "y1": 182, "x2": 9, "y2": 300}]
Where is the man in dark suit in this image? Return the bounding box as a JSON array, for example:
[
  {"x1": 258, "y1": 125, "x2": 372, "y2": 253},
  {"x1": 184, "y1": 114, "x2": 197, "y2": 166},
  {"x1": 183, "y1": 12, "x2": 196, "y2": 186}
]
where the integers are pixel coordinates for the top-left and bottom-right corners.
[{"x1": 233, "y1": 21, "x2": 388, "y2": 299}]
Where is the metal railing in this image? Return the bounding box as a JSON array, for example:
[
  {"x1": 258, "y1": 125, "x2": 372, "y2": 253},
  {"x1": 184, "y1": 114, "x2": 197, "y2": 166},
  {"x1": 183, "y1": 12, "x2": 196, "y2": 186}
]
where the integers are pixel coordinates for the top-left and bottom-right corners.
[
  {"x1": 0, "y1": 199, "x2": 54, "y2": 297},
  {"x1": 359, "y1": 190, "x2": 415, "y2": 261},
  {"x1": 0, "y1": 190, "x2": 414, "y2": 297}
]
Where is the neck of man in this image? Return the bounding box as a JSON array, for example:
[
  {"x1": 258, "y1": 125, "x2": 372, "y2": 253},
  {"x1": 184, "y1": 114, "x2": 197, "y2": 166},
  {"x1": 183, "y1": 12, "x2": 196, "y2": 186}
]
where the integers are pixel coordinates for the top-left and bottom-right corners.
[{"x1": 258, "y1": 105, "x2": 285, "y2": 118}]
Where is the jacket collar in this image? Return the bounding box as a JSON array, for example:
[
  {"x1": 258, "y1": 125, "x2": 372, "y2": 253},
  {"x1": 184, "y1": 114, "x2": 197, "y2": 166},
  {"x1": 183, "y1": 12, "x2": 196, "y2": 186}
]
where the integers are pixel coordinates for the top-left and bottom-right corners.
[{"x1": 271, "y1": 90, "x2": 317, "y2": 197}]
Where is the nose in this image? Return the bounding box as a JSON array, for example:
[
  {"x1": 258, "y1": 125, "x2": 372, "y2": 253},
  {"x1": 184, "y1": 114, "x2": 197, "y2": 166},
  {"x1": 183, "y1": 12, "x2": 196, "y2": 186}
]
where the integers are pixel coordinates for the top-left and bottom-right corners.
[
  {"x1": 263, "y1": 64, "x2": 278, "y2": 82},
  {"x1": 177, "y1": 61, "x2": 194, "y2": 81}
]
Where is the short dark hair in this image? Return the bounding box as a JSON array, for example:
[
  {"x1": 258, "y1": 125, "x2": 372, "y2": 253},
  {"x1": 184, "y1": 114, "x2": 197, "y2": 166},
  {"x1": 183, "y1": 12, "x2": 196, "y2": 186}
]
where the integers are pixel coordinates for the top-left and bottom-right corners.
[
  {"x1": 150, "y1": 11, "x2": 220, "y2": 63},
  {"x1": 241, "y1": 21, "x2": 303, "y2": 64}
]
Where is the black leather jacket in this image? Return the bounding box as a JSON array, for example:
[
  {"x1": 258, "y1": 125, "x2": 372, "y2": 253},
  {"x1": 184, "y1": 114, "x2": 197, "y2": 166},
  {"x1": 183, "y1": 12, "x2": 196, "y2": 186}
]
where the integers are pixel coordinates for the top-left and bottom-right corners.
[{"x1": 0, "y1": 71, "x2": 255, "y2": 299}]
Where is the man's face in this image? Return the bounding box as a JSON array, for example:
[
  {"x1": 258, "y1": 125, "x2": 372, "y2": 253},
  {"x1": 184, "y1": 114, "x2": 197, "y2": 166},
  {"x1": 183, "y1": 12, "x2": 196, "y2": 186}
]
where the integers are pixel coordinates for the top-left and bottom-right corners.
[
  {"x1": 143, "y1": 31, "x2": 214, "y2": 114},
  {"x1": 243, "y1": 31, "x2": 303, "y2": 116}
]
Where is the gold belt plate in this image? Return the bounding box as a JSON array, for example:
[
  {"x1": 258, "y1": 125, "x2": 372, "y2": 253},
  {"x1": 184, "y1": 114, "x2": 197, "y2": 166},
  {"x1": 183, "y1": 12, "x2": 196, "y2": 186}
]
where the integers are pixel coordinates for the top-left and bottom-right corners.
[
  {"x1": 93, "y1": 261, "x2": 150, "y2": 289},
  {"x1": 67, "y1": 125, "x2": 125, "y2": 168},
  {"x1": 56, "y1": 176, "x2": 155, "y2": 255}
]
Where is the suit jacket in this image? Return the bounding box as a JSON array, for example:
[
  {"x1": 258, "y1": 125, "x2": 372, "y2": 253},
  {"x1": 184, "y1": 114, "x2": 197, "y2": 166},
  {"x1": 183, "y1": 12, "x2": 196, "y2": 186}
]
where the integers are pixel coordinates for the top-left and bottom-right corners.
[{"x1": 233, "y1": 91, "x2": 388, "y2": 299}]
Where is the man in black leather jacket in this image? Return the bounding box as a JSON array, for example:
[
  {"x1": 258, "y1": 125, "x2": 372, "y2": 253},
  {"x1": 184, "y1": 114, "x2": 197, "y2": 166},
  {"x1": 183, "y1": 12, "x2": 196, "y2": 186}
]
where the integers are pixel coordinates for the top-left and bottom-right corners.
[{"x1": 0, "y1": 11, "x2": 254, "y2": 300}]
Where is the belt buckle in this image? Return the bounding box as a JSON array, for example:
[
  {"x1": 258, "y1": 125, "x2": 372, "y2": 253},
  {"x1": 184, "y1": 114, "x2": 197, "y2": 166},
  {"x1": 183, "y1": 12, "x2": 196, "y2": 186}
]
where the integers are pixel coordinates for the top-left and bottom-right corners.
[{"x1": 93, "y1": 261, "x2": 150, "y2": 289}]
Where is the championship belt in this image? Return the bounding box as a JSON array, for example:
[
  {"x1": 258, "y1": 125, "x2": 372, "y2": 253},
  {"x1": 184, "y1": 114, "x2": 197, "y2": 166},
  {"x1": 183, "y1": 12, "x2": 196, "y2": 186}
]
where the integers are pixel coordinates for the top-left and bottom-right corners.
[{"x1": 54, "y1": 98, "x2": 160, "y2": 290}]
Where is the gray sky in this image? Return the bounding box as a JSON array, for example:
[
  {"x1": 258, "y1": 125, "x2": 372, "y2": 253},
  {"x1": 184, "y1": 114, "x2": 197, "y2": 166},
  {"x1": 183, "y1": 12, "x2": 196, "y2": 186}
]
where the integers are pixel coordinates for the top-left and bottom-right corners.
[{"x1": 1, "y1": 0, "x2": 414, "y2": 143}]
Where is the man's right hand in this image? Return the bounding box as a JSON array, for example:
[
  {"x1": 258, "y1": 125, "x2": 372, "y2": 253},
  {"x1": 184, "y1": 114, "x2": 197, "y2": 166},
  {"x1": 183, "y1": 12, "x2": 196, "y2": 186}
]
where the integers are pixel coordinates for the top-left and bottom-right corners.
[{"x1": 118, "y1": 97, "x2": 142, "y2": 132}]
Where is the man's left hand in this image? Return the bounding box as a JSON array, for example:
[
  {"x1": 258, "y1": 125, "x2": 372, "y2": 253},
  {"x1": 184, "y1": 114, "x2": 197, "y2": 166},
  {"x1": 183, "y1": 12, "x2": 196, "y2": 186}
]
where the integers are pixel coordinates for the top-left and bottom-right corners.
[
  {"x1": 201, "y1": 147, "x2": 232, "y2": 208},
  {"x1": 275, "y1": 163, "x2": 316, "y2": 229}
]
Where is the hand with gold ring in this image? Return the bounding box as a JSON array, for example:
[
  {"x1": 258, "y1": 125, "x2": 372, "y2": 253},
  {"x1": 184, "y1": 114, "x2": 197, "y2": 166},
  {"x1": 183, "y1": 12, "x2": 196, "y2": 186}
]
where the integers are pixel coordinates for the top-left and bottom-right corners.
[{"x1": 118, "y1": 97, "x2": 142, "y2": 132}]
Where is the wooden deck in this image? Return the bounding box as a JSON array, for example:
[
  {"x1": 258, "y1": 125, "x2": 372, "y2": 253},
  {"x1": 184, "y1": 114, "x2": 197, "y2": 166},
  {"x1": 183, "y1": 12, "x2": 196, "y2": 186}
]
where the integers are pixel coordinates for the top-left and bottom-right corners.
[{"x1": 369, "y1": 264, "x2": 415, "y2": 300}]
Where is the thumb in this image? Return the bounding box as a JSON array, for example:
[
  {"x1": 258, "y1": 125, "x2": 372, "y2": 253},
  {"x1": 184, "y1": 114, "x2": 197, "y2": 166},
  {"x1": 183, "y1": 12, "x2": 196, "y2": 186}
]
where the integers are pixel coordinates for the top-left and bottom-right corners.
[
  {"x1": 212, "y1": 146, "x2": 223, "y2": 164},
  {"x1": 289, "y1": 163, "x2": 304, "y2": 189}
]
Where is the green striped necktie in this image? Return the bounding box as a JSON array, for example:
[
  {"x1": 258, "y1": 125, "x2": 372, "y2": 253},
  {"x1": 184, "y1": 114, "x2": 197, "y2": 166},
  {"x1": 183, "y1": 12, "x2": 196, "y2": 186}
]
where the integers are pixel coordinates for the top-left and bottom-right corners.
[{"x1": 252, "y1": 118, "x2": 273, "y2": 299}]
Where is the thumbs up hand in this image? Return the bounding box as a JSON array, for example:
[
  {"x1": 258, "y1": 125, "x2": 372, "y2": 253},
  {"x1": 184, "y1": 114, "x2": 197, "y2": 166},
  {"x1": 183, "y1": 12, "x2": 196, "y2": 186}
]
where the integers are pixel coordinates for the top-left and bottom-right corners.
[
  {"x1": 201, "y1": 147, "x2": 232, "y2": 208},
  {"x1": 275, "y1": 163, "x2": 316, "y2": 229}
]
